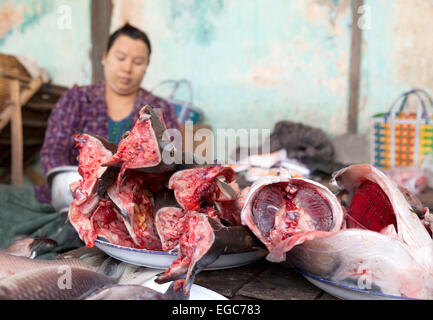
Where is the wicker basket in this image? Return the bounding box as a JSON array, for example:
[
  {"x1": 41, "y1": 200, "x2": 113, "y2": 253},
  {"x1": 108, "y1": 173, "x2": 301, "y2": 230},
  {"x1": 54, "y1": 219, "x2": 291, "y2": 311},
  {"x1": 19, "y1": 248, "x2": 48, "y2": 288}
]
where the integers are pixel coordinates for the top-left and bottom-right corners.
[{"x1": 0, "y1": 53, "x2": 30, "y2": 113}]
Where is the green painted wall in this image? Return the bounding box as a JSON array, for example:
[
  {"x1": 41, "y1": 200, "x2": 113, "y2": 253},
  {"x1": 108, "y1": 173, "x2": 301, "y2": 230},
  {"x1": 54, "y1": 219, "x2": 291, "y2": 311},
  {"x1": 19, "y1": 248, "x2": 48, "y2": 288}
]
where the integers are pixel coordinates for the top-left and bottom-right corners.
[
  {"x1": 2, "y1": 0, "x2": 433, "y2": 142},
  {"x1": 113, "y1": 0, "x2": 352, "y2": 135},
  {"x1": 0, "y1": 0, "x2": 91, "y2": 86}
]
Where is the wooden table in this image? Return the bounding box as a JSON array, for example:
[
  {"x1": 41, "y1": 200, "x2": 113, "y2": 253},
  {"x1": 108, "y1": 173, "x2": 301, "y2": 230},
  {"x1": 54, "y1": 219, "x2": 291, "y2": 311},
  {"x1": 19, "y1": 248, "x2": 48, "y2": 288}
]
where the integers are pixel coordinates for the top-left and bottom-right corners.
[
  {"x1": 194, "y1": 259, "x2": 338, "y2": 300},
  {"x1": 58, "y1": 187, "x2": 433, "y2": 300}
]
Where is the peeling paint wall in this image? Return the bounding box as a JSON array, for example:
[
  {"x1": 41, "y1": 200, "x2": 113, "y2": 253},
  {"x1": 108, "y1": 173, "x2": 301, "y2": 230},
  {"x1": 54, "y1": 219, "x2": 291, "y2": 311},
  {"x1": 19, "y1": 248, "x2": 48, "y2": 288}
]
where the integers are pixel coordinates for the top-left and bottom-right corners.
[
  {"x1": 360, "y1": 0, "x2": 433, "y2": 134},
  {"x1": 112, "y1": 0, "x2": 352, "y2": 136},
  {"x1": 0, "y1": 0, "x2": 91, "y2": 87},
  {"x1": 5, "y1": 0, "x2": 433, "y2": 143}
]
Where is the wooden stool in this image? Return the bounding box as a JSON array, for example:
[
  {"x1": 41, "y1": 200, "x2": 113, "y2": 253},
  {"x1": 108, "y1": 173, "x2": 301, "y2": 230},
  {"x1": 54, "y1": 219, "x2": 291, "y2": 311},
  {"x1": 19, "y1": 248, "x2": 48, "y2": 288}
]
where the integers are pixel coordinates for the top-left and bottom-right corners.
[{"x1": 0, "y1": 73, "x2": 42, "y2": 185}]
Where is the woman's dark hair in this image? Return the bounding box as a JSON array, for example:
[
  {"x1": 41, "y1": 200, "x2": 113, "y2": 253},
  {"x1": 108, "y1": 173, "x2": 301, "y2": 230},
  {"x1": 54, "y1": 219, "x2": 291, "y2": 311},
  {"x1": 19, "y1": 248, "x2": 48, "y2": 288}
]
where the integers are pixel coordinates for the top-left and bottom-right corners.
[{"x1": 106, "y1": 23, "x2": 152, "y2": 57}]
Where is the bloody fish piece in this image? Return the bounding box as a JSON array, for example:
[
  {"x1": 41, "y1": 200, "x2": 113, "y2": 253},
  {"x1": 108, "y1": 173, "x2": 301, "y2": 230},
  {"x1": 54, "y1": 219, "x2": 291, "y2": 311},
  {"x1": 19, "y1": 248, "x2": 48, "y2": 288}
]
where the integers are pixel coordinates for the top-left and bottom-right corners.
[
  {"x1": 68, "y1": 198, "x2": 99, "y2": 248},
  {"x1": 107, "y1": 175, "x2": 162, "y2": 250},
  {"x1": 73, "y1": 134, "x2": 116, "y2": 205},
  {"x1": 90, "y1": 199, "x2": 137, "y2": 248},
  {"x1": 103, "y1": 106, "x2": 176, "y2": 191},
  {"x1": 84, "y1": 284, "x2": 169, "y2": 300},
  {"x1": 241, "y1": 176, "x2": 344, "y2": 263},
  {"x1": 168, "y1": 165, "x2": 236, "y2": 211},
  {"x1": 69, "y1": 134, "x2": 118, "y2": 247},
  {"x1": 155, "y1": 211, "x2": 261, "y2": 295},
  {"x1": 155, "y1": 207, "x2": 186, "y2": 251},
  {"x1": 69, "y1": 196, "x2": 137, "y2": 249}
]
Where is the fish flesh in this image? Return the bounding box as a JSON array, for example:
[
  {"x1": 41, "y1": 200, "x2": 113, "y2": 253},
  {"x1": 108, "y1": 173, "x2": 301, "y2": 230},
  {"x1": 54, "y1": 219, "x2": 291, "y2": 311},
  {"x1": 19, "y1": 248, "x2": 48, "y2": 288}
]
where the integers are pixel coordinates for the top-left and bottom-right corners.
[
  {"x1": 168, "y1": 165, "x2": 236, "y2": 212},
  {"x1": 68, "y1": 134, "x2": 118, "y2": 247},
  {"x1": 107, "y1": 174, "x2": 162, "y2": 250},
  {"x1": 241, "y1": 176, "x2": 344, "y2": 262},
  {"x1": 72, "y1": 134, "x2": 116, "y2": 204},
  {"x1": 155, "y1": 207, "x2": 186, "y2": 251},
  {"x1": 103, "y1": 106, "x2": 175, "y2": 191},
  {"x1": 90, "y1": 198, "x2": 137, "y2": 248},
  {"x1": 331, "y1": 164, "x2": 433, "y2": 272}
]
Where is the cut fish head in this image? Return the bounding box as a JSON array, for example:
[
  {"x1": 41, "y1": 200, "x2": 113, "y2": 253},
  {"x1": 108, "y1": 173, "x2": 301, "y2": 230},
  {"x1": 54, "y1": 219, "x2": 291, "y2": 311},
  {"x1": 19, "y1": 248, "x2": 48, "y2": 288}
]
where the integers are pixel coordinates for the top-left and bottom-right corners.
[
  {"x1": 331, "y1": 163, "x2": 433, "y2": 272},
  {"x1": 241, "y1": 176, "x2": 344, "y2": 262}
]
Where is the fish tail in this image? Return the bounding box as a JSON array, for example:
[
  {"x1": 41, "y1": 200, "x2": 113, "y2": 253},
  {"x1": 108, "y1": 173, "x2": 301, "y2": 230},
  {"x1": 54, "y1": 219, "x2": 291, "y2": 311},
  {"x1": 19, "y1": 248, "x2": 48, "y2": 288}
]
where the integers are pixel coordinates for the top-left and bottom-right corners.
[{"x1": 30, "y1": 236, "x2": 59, "y2": 251}]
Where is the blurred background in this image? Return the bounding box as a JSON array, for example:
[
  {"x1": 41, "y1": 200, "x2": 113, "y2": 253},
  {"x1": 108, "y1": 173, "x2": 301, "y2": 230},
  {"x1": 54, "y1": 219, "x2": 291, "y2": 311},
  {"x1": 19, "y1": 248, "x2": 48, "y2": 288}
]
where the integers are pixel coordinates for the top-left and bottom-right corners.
[{"x1": 1, "y1": 0, "x2": 433, "y2": 190}]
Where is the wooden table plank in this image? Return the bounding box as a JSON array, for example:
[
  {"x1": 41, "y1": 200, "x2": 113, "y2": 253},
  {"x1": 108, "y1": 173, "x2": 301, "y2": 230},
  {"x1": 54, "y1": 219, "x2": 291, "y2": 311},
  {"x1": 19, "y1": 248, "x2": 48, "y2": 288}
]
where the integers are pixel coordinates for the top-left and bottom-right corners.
[
  {"x1": 317, "y1": 292, "x2": 339, "y2": 300},
  {"x1": 237, "y1": 263, "x2": 322, "y2": 300},
  {"x1": 195, "y1": 259, "x2": 269, "y2": 298}
]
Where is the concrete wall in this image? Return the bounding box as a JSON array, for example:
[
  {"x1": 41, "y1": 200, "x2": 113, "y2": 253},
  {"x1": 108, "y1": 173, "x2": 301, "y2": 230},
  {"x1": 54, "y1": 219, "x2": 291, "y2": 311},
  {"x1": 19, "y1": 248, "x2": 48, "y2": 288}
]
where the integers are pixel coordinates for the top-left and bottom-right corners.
[
  {"x1": 0, "y1": 0, "x2": 91, "y2": 86},
  {"x1": 360, "y1": 0, "x2": 433, "y2": 133},
  {"x1": 112, "y1": 0, "x2": 352, "y2": 136}
]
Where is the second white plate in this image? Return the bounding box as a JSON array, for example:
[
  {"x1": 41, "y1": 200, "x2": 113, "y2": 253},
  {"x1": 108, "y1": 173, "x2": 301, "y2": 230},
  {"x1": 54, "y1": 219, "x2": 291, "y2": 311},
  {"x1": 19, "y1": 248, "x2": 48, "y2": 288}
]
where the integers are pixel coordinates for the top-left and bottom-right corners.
[{"x1": 296, "y1": 269, "x2": 420, "y2": 300}]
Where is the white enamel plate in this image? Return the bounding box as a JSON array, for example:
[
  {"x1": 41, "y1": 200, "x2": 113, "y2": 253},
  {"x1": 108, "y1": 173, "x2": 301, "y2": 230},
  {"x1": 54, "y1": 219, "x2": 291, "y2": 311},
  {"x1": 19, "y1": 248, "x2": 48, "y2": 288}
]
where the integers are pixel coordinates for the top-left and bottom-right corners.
[
  {"x1": 94, "y1": 238, "x2": 267, "y2": 270},
  {"x1": 141, "y1": 276, "x2": 228, "y2": 300},
  {"x1": 295, "y1": 269, "x2": 420, "y2": 300}
]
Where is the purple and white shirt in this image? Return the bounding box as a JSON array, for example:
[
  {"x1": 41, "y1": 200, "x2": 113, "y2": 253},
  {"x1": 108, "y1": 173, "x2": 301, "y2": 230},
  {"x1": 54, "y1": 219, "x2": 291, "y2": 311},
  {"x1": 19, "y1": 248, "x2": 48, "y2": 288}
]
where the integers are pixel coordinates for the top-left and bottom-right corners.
[{"x1": 35, "y1": 82, "x2": 179, "y2": 204}]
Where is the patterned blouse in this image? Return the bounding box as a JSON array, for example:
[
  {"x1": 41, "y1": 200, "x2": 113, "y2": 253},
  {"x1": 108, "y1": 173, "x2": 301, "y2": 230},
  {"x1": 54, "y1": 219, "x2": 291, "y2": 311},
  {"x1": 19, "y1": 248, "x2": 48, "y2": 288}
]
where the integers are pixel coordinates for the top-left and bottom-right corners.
[{"x1": 35, "y1": 82, "x2": 179, "y2": 204}]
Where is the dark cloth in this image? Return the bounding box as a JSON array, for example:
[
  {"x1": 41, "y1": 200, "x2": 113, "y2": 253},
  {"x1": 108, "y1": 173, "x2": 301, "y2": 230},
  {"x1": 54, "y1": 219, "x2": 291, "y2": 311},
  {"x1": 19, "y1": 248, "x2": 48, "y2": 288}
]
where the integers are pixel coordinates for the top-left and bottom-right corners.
[
  {"x1": 35, "y1": 82, "x2": 180, "y2": 204},
  {"x1": 269, "y1": 120, "x2": 335, "y2": 162},
  {"x1": 0, "y1": 184, "x2": 83, "y2": 259}
]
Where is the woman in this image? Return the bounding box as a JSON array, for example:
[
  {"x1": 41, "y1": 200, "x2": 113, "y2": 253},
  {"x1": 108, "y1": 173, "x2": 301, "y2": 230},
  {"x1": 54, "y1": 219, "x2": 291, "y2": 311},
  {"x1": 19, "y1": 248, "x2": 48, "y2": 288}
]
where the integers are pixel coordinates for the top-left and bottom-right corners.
[
  {"x1": 0, "y1": 24, "x2": 179, "y2": 258},
  {"x1": 35, "y1": 24, "x2": 179, "y2": 204}
]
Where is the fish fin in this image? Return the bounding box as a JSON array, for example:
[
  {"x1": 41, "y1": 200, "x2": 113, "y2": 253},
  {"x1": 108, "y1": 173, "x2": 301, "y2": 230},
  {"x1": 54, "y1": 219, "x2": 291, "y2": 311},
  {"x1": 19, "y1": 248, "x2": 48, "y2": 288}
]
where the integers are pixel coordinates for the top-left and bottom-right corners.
[
  {"x1": 118, "y1": 267, "x2": 161, "y2": 285},
  {"x1": 216, "y1": 176, "x2": 237, "y2": 200},
  {"x1": 30, "y1": 236, "x2": 59, "y2": 250},
  {"x1": 97, "y1": 258, "x2": 128, "y2": 282}
]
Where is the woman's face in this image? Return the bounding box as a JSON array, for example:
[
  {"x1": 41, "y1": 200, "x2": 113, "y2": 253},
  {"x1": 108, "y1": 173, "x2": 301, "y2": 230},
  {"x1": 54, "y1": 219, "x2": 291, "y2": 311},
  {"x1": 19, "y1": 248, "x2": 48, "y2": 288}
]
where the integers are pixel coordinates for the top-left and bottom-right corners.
[{"x1": 103, "y1": 34, "x2": 150, "y2": 96}]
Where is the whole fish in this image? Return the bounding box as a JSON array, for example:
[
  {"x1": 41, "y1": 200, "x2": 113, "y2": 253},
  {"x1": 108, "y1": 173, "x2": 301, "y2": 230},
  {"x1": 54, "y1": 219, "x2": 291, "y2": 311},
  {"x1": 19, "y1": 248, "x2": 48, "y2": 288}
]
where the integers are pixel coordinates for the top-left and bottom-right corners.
[
  {"x1": 0, "y1": 262, "x2": 126, "y2": 300},
  {"x1": 241, "y1": 176, "x2": 344, "y2": 262}
]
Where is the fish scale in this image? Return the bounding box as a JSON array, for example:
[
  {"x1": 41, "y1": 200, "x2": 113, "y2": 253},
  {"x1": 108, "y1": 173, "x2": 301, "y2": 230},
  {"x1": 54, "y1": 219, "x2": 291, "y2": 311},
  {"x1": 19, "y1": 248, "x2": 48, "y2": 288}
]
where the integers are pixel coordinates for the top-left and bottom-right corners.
[
  {"x1": 0, "y1": 266, "x2": 119, "y2": 300},
  {"x1": 0, "y1": 252, "x2": 97, "y2": 280}
]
